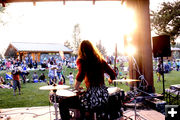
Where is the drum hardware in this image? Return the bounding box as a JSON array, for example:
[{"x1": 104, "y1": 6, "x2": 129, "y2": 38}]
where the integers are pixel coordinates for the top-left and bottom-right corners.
[
  {"x1": 124, "y1": 86, "x2": 157, "y2": 120},
  {"x1": 52, "y1": 88, "x2": 59, "y2": 120},
  {"x1": 123, "y1": 87, "x2": 146, "y2": 120},
  {"x1": 113, "y1": 80, "x2": 152, "y2": 120},
  {"x1": 39, "y1": 84, "x2": 70, "y2": 120}
]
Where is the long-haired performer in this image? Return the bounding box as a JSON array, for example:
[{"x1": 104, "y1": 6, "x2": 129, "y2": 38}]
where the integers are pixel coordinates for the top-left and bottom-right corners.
[{"x1": 58, "y1": 40, "x2": 116, "y2": 120}]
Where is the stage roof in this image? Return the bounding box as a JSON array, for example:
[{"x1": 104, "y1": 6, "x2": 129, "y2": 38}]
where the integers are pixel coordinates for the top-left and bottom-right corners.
[{"x1": 0, "y1": 0, "x2": 122, "y2": 5}]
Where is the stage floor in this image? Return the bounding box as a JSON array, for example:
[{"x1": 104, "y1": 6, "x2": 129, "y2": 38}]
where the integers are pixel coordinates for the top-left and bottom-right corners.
[{"x1": 0, "y1": 106, "x2": 165, "y2": 120}]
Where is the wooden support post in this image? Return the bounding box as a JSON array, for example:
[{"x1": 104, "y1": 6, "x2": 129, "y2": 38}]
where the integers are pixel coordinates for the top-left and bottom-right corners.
[
  {"x1": 63, "y1": 0, "x2": 66, "y2": 5},
  {"x1": 126, "y1": 0, "x2": 154, "y2": 93},
  {"x1": 93, "y1": 0, "x2": 95, "y2": 5}
]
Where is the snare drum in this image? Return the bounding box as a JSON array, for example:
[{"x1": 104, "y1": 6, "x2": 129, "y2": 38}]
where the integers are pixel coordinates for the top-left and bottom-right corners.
[
  {"x1": 108, "y1": 87, "x2": 121, "y2": 95},
  {"x1": 108, "y1": 87, "x2": 125, "y2": 100},
  {"x1": 49, "y1": 90, "x2": 76, "y2": 103}
]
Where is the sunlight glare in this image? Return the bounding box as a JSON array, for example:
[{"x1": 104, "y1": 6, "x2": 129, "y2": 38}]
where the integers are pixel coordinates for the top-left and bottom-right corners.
[
  {"x1": 120, "y1": 5, "x2": 136, "y2": 35},
  {"x1": 127, "y1": 36, "x2": 132, "y2": 42},
  {"x1": 125, "y1": 45, "x2": 136, "y2": 56},
  {"x1": 0, "y1": 1, "x2": 137, "y2": 56}
]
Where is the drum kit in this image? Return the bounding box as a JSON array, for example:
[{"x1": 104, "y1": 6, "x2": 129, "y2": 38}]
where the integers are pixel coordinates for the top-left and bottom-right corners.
[
  {"x1": 39, "y1": 78, "x2": 142, "y2": 120},
  {"x1": 39, "y1": 84, "x2": 76, "y2": 120}
]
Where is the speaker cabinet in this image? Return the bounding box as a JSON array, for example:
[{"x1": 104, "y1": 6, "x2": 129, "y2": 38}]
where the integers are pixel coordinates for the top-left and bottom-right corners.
[{"x1": 152, "y1": 35, "x2": 171, "y2": 57}]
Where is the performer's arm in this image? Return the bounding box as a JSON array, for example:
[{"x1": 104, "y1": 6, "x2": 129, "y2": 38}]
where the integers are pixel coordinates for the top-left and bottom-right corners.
[
  {"x1": 74, "y1": 80, "x2": 81, "y2": 91},
  {"x1": 104, "y1": 61, "x2": 116, "y2": 81},
  {"x1": 75, "y1": 59, "x2": 85, "y2": 90}
]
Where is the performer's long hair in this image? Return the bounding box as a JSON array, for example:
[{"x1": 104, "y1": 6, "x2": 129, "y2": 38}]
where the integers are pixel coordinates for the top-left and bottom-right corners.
[
  {"x1": 78, "y1": 40, "x2": 104, "y2": 63},
  {"x1": 77, "y1": 40, "x2": 105, "y2": 87}
]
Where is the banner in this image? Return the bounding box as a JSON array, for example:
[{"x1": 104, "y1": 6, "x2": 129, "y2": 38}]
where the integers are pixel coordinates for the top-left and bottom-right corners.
[{"x1": 59, "y1": 51, "x2": 65, "y2": 59}]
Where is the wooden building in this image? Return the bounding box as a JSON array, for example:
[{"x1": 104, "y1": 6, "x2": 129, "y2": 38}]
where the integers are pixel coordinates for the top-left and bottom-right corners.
[
  {"x1": 161, "y1": 47, "x2": 180, "y2": 61},
  {"x1": 171, "y1": 47, "x2": 180, "y2": 59},
  {"x1": 4, "y1": 42, "x2": 73, "y2": 62}
]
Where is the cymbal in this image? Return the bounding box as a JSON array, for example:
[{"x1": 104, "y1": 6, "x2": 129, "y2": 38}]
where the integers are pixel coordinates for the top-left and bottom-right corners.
[
  {"x1": 39, "y1": 85, "x2": 70, "y2": 90},
  {"x1": 113, "y1": 79, "x2": 140, "y2": 82}
]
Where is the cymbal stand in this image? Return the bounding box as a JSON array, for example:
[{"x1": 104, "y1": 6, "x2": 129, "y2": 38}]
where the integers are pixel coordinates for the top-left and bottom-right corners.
[
  {"x1": 125, "y1": 87, "x2": 147, "y2": 120},
  {"x1": 125, "y1": 86, "x2": 147, "y2": 120},
  {"x1": 52, "y1": 82, "x2": 59, "y2": 120},
  {"x1": 53, "y1": 89, "x2": 59, "y2": 120}
]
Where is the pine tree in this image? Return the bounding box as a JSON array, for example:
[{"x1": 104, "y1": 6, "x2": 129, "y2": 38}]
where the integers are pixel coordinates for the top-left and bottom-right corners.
[{"x1": 72, "y1": 24, "x2": 82, "y2": 55}]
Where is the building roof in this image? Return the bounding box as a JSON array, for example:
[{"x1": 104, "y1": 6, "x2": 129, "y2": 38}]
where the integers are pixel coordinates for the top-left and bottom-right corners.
[{"x1": 10, "y1": 42, "x2": 73, "y2": 52}]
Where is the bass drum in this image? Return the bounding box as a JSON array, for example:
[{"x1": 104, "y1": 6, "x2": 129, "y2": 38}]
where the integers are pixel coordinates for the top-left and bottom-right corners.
[
  {"x1": 93, "y1": 87, "x2": 124, "y2": 119},
  {"x1": 106, "y1": 87, "x2": 125, "y2": 119}
]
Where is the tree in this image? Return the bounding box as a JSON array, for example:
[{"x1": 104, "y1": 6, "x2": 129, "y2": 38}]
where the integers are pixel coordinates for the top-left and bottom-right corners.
[
  {"x1": 0, "y1": 6, "x2": 7, "y2": 59},
  {"x1": 0, "y1": 53, "x2": 3, "y2": 59},
  {"x1": 96, "y1": 40, "x2": 107, "y2": 57},
  {"x1": 72, "y1": 24, "x2": 82, "y2": 55},
  {"x1": 64, "y1": 40, "x2": 72, "y2": 49},
  {"x1": 0, "y1": 5, "x2": 8, "y2": 25},
  {"x1": 0, "y1": 6, "x2": 5, "y2": 24},
  {"x1": 0, "y1": 47, "x2": 6, "y2": 59},
  {"x1": 151, "y1": 0, "x2": 180, "y2": 44}
]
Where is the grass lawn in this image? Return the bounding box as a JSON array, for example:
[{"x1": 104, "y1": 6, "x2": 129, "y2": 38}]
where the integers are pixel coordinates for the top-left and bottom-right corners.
[
  {"x1": 154, "y1": 70, "x2": 180, "y2": 94},
  {"x1": 0, "y1": 66, "x2": 180, "y2": 108},
  {"x1": 0, "y1": 82, "x2": 49, "y2": 108}
]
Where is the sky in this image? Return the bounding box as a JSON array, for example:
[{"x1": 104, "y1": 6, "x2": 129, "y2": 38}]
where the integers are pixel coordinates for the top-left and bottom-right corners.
[{"x1": 0, "y1": 0, "x2": 175, "y2": 56}]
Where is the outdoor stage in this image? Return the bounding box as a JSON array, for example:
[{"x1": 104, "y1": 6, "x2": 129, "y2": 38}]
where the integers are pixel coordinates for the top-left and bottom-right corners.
[{"x1": 0, "y1": 106, "x2": 165, "y2": 120}]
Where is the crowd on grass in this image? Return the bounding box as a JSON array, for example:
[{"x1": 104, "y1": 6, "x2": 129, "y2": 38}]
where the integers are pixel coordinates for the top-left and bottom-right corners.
[
  {"x1": 155, "y1": 58, "x2": 180, "y2": 82},
  {"x1": 0, "y1": 55, "x2": 126, "y2": 89},
  {"x1": 0, "y1": 55, "x2": 179, "y2": 90}
]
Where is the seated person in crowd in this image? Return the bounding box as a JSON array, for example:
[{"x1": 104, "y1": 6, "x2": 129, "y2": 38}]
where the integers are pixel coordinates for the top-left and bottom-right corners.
[
  {"x1": 0, "y1": 76, "x2": 11, "y2": 89},
  {"x1": 0, "y1": 76, "x2": 5, "y2": 85},
  {"x1": 33, "y1": 60, "x2": 38, "y2": 69},
  {"x1": 40, "y1": 60, "x2": 47, "y2": 70},
  {"x1": 32, "y1": 72, "x2": 38, "y2": 83},
  {"x1": 28, "y1": 63, "x2": 33, "y2": 69},
  {"x1": 39, "y1": 73, "x2": 46, "y2": 82}
]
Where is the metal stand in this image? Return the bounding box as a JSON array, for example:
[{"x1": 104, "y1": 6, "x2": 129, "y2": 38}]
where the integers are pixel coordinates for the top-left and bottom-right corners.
[
  {"x1": 124, "y1": 87, "x2": 147, "y2": 120},
  {"x1": 53, "y1": 89, "x2": 59, "y2": 120},
  {"x1": 133, "y1": 87, "x2": 146, "y2": 120},
  {"x1": 160, "y1": 57, "x2": 165, "y2": 99},
  {"x1": 52, "y1": 82, "x2": 59, "y2": 120}
]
